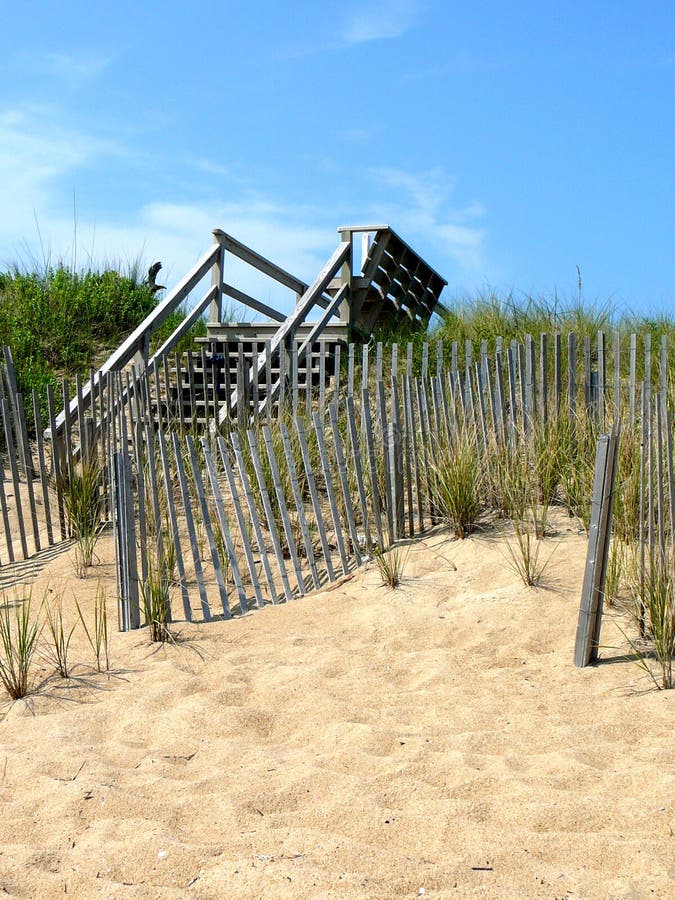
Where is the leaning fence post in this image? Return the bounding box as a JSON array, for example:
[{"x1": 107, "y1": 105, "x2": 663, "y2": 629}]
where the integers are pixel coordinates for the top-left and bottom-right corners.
[{"x1": 574, "y1": 426, "x2": 620, "y2": 667}]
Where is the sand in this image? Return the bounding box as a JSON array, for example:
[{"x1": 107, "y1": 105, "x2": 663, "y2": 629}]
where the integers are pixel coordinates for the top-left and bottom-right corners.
[{"x1": 0, "y1": 516, "x2": 672, "y2": 899}]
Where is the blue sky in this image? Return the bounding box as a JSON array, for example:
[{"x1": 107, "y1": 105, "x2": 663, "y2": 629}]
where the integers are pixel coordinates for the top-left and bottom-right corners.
[{"x1": 0, "y1": 1, "x2": 673, "y2": 317}]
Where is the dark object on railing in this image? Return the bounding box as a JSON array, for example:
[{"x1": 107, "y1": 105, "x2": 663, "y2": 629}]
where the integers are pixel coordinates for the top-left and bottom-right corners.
[{"x1": 144, "y1": 261, "x2": 165, "y2": 293}]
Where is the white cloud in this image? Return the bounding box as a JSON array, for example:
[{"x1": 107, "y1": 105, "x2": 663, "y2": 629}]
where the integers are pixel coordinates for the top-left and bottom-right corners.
[
  {"x1": 341, "y1": 0, "x2": 421, "y2": 45},
  {"x1": 368, "y1": 166, "x2": 487, "y2": 273},
  {"x1": 0, "y1": 105, "x2": 338, "y2": 315},
  {"x1": 16, "y1": 50, "x2": 113, "y2": 84},
  {"x1": 0, "y1": 105, "x2": 127, "y2": 256}
]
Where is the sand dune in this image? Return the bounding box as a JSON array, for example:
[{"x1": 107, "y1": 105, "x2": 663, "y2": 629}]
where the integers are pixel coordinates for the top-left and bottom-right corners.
[{"x1": 0, "y1": 519, "x2": 672, "y2": 899}]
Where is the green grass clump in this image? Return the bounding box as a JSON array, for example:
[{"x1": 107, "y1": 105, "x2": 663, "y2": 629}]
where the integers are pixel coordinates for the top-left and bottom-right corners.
[
  {"x1": 427, "y1": 428, "x2": 483, "y2": 538},
  {"x1": 0, "y1": 594, "x2": 42, "y2": 699},
  {"x1": 373, "y1": 543, "x2": 409, "y2": 588},
  {"x1": 59, "y1": 457, "x2": 105, "y2": 577},
  {"x1": 625, "y1": 555, "x2": 675, "y2": 690},
  {"x1": 75, "y1": 585, "x2": 110, "y2": 673},
  {"x1": 0, "y1": 264, "x2": 158, "y2": 429},
  {"x1": 42, "y1": 589, "x2": 77, "y2": 678},
  {"x1": 141, "y1": 552, "x2": 173, "y2": 642}
]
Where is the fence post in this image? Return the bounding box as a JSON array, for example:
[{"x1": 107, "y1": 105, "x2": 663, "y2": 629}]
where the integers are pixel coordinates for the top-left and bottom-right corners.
[
  {"x1": 210, "y1": 229, "x2": 226, "y2": 324},
  {"x1": 574, "y1": 426, "x2": 620, "y2": 667}
]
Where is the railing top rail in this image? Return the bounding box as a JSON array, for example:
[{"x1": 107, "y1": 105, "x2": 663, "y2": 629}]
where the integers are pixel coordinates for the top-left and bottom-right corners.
[{"x1": 48, "y1": 241, "x2": 220, "y2": 438}]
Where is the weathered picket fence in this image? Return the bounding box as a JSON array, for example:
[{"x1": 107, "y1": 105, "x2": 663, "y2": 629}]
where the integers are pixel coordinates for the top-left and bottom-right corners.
[{"x1": 0, "y1": 330, "x2": 673, "y2": 642}]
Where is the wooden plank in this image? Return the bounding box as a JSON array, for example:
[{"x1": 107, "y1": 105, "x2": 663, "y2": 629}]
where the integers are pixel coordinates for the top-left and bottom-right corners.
[
  {"x1": 15, "y1": 395, "x2": 41, "y2": 553},
  {"x1": 539, "y1": 333, "x2": 548, "y2": 428},
  {"x1": 246, "y1": 429, "x2": 293, "y2": 600},
  {"x1": 230, "y1": 431, "x2": 280, "y2": 603},
  {"x1": 666, "y1": 409, "x2": 675, "y2": 545},
  {"x1": 474, "y1": 363, "x2": 488, "y2": 451},
  {"x1": 305, "y1": 343, "x2": 313, "y2": 418},
  {"x1": 277, "y1": 339, "x2": 286, "y2": 420},
  {"x1": 345, "y1": 395, "x2": 373, "y2": 552},
  {"x1": 32, "y1": 391, "x2": 54, "y2": 545},
  {"x1": 568, "y1": 333, "x2": 577, "y2": 420},
  {"x1": 220, "y1": 242, "x2": 350, "y2": 423},
  {"x1": 294, "y1": 417, "x2": 336, "y2": 582},
  {"x1": 524, "y1": 335, "x2": 534, "y2": 434},
  {"x1": 644, "y1": 332, "x2": 652, "y2": 398},
  {"x1": 143, "y1": 423, "x2": 164, "y2": 564},
  {"x1": 200, "y1": 437, "x2": 248, "y2": 612},
  {"x1": 217, "y1": 230, "x2": 308, "y2": 295},
  {"x1": 186, "y1": 351, "x2": 197, "y2": 423},
  {"x1": 1, "y1": 398, "x2": 28, "y2": 559},
  {"x1": 638, "y1": 382, "x2": 646, "y2": 633},
  {"x1": 629, "y1": 333, "x2": 637, "y2": 426},
  {"x1": 361, "y1": 343, "x2": 369, "y2": 396},
  {"x1": 387, "y1": 420, "x2": 404, "y2": 541},
  {"x1": 405, "y1": 375, "x2": 424, "y2": 533},
  {"x1": 401, "y1": 376, "x2": 414, "y2": 536},
  {"x1": 507, "y1": 343, "x2": 517, "y2": 440},
  {"x1": 328, "y1": 403, "x2": 363, "y2": 563},
  {"x1": 278, "y1": 423, "x2": 321, "y2": 590},
  {"x1": 185, "y1": 436, "x2": 231, "y2": 618},
  {"x1": 52, "y1": 243, "x2": 220, "y2": 439},
  {"x1": 265, "y1": 339, "x2": 273, "y2": 423},
  {"x1": 75, "y1": 373, "x2": 87, "y2": 462},
  {"x1": 61, "y1": 379, "x2": 74, "y2": 480},
  {"x1": 151, "y1": 285, "x2": 219, "y2": 369},
  {"x1": 236, "y1": 344, "x2": 247, "y2": 430},
  {"x1": 312, "y1": 411, "x2": 350, "y2": 575},
  {"x1": 113, "y1": 451, "x2": 131, "y2": 630},
  {"x1": 157, "y1": 430, "x2": 192, "y2": 621},
  {"x1": 134, "y1": 420, "x2": 149, "y2": 586},
  {"x1": 120, "y1": 442, "x2": 140, "y2": 628},
  {"x1": 613, "y1": 331, "x2": 621, "y2": 421},
  {"x1": 0, "y1": 438, "x2": 14, "y2": 563},
  {"x1": 656, "y1": 398, "x2": 665, "y2": 561},
  {"x1": 348, "y1": 343, "x2": 355, "y2": 397},
  {"x1": 221, "y1": 281, "x2": 285, "y2": 322},
  {"x1": 574, "y1": 428, "x2": 619, "y2": 667},
  {"x1": 660, "y1": 335, "x2": 668, "y2": 414},
  {"x1": 333, "y1": 343, "x2": 341, "y2": 404},
  {"x1": 216, "y1": 436, "x2": 263, "y2": 609},
  {"x1": 597, "y1": 330, "x2": 606, "y2": 425},
  {"x1": 494, "y1": 349, "x2": 506, "y2": 443},
  {"x1": 290, "y1": 335, "x2": 298, "y2": 417},
  {"x1": 319, "y1": 344, "x2": 327, "y2": 414},
  {"x1": 251, "y1": 348, "x2": 259, "y2": 424},
  {"x1": 376, "y1": 380, "x2": 394, "y2": 543},
  {"x1": 416, "y1": 377, "x2": 435, "y2": 524},
  {"x1": 260, "y1": 425, "x2": 306, "y2": 596},
  {"x1": 554, "y1": 332, "x2": 562, "y2": 416},
  {"x1": 583, "y1": 335, "x2": 592, "y2": 411},
  {"x1": 171, "y1": 432, "x2": 212, "y2": 622}
]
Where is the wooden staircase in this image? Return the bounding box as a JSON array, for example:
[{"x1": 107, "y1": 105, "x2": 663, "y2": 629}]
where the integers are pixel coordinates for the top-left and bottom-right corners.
[{"x1": 49, "y1": 224, "x2": 447, "y2": 446}]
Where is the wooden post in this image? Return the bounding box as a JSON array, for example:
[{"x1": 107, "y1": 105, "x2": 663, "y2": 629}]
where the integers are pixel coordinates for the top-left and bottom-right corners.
[
  {"x1": 210, "y1": 230, "x2": 226, "y2": 324},
  {"x1": 574, "y1": 428, "x2": 620, "y2": 667}
]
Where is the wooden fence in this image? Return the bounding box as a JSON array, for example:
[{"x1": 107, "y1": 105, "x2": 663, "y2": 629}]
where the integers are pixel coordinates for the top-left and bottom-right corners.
[{"x1": 1, "y1": 329, "x2": 674, "y2": 637}]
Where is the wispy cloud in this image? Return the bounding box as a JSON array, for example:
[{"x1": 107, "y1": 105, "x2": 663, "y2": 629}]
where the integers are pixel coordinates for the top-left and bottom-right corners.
[
  {"x1": 0, "y1": 104, "x2": 338, "y2": 311},
  {"x1": 368, "y1": 167, "x2": 487, "y2": 274},
  {"x1": 0, "y1": 105, "x2": 124, "y2": 241},
  {"x1": 17, "y1": 50, "x2": 113, "y2": 84},
  {"x1": 341, "y1": 0, "x2": 422, "y2": 46}
]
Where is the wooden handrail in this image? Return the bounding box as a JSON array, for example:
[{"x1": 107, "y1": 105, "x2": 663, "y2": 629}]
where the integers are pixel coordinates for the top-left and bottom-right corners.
[
  {"x1": 219, "y1": 240, "x2": 351, "y2": 423},
  {"x1": 47, "y1": 242, "x2": 220, "y2": 440}
]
